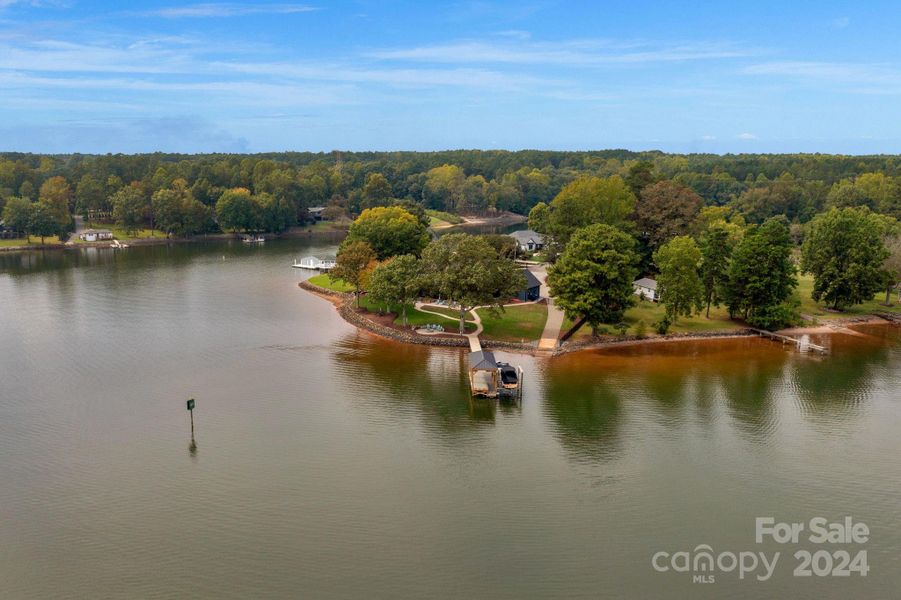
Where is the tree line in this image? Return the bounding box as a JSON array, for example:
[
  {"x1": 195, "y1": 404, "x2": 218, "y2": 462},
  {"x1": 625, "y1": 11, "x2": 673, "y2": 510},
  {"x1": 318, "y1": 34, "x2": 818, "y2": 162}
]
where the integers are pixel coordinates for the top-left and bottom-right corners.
[{"x1": 6, "y1": 151, "x2": 901, "y2": 241}]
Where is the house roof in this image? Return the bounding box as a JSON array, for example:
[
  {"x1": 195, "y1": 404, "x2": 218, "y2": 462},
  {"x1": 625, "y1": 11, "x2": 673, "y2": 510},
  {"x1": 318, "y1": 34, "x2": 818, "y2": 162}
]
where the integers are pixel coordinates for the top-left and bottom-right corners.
[
  {"x1": 83, "y1": 229, "x2": 112, "y2": 234},
  {"x1": 634, "y1": 277, "x2": 657, "y2": 290},
  {"x1": 469, "y1": 350, "x2": 498, "y2": 370},
  {"x1": 520, "y1": 269, "x2": 542, "y2": 290},
  {"x1": 509, "y1": 229, "x2": 544, "y2": 244}
]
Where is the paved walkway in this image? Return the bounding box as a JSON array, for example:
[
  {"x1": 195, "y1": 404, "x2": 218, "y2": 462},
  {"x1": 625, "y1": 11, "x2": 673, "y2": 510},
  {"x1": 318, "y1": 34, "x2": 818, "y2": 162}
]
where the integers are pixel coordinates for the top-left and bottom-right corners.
[
  {"x1": 530, "y1": 265, "x2": 565, "y2": 351},
  {"x1": 414, "y1": 301, "x2": 484, "y2": 351}
]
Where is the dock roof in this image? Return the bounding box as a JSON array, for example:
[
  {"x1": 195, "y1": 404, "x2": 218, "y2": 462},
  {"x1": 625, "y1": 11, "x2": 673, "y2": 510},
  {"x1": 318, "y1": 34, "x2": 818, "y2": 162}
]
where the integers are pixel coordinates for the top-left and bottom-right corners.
[{"x1": 469, "y1": 350, "x2": 498, "y2": 370}]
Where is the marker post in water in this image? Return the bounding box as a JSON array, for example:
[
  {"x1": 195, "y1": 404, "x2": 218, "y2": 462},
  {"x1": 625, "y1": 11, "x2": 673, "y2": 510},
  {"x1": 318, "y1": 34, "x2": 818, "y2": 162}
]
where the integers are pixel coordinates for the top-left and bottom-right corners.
[{"x1": 186, "y1": 398, "x2": 195, "y2": 438}]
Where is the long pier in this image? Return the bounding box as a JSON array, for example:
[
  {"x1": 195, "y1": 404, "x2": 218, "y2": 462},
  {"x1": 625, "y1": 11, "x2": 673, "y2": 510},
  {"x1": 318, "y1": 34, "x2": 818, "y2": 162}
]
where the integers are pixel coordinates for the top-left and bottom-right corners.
[{"x1": 748, "y1": 328, "x2": 828, "y2": 354}]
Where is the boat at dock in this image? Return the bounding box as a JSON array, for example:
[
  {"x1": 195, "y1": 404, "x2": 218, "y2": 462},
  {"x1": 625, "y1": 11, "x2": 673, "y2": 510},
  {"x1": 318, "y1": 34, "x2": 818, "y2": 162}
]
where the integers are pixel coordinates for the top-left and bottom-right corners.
[
  {"x1": 242, "y1": 235, "x2": 265, "y2": 244},
  {"x1": 468, "y1": 350, "x2": 523, "y2": 399}
]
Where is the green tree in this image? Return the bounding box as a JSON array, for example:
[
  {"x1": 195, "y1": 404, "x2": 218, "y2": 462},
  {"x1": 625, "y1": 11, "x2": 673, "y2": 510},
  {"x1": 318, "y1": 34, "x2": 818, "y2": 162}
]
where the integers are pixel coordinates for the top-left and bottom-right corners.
[
  {"x1": 29, "y1": 201, "x2": 58, "y2": 244},
  {"x1": 699, "y1": 222, "x2": 736, "y2": 317},
  {"x1": 419, "y1": 233, "x2": 525, "y2": 333},
  {"x1": 726, "y1": 217, "x2": 797, "y2": 329},
  {"x1": 2, "y1": 197, "x2": 32, "y2": 239},
  {"x1": 215, "y1": 188, "x2": 259, "y2": 232},
  {"x1": 333, "y1": 241, "x2": 377, "y2": 307},
  {"x1": 635, "y1": 180, "x2": 702, "y2": 253},
  {"x1": 624, "y1": 160, "x2": 658, "y2": 196},
  {"x1": 654, "y1": 236, "x2": 704, "y2": 322},
  {"x1": 801, "y1": 206, "x2": 894, "y2": 310},
  {"x1": 38, "y1": 176, "x2": 73, "y2": 232},
  {"x1": 343, "y1": 206, "x2": 429, "y2": 260},
  {"x1": 368, "y1": 254, "x2": 421, "y2": 325},
  {"x1": 545, "y1": 176, "x2": 635, "y2": 245},
  {"x1": 548, "y1": 224, "x2": 639, "y2": 334},
  {"x1": 111, "y1": 184, "x2": 148, "y2": 235},
  {"x1": 75, "y1": 174, "x2": 107, "y2": 223},
  {"x1": 527, "y1": 201, "x2": 550, "y2": 233},
  {"x1": 361, "y1": 172, "x2": 393, "y2": 208},
  {"x1": 256, "y1": 192, "x2": 296, "y2": 233}
]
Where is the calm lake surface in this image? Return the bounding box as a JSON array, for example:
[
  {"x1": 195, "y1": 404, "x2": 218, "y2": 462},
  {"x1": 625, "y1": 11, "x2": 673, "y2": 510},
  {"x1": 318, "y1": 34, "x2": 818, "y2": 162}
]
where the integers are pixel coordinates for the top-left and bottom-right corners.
[{"x1": 2, "y1": 239, "x2": 900, "y2": 599}]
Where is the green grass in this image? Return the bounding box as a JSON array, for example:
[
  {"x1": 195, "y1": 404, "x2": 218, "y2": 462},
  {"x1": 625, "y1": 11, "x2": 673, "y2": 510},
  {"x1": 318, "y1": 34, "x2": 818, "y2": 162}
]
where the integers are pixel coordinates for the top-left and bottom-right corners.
[
  {"x1": 562, "y1": 298, "x2": 743, "y2": 339},
  {"x1": 476, "y1": 303, "x2": 548, "y2": 342},
  {"x1": 426, "y1": 209, "x2": 464, "y2": 226},
  {"x1": 419, "y1": 304, "x2": 475, "y2": 321},
  {"x1": 72, "y1": 226, "x2": 158, "y2": 242},
  {"x1": 308, "y1": 274, "x2": 354, "y2": 293},
  {"x1": 797, "y1": 273, "x2": 901, "y2": 319},
  {"x1": 359, "y1": 296, "x2": 476, "y2": 332},
  {"x1": 0, "y1": 236, "x2": 64, "y2": 247}
]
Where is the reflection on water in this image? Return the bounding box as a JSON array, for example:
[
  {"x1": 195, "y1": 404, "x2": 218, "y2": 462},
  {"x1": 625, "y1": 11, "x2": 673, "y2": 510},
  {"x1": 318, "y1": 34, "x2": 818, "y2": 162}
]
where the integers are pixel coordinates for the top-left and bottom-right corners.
[{"x1": 2, "y1": 241, "x2": 901, "y2": 598}]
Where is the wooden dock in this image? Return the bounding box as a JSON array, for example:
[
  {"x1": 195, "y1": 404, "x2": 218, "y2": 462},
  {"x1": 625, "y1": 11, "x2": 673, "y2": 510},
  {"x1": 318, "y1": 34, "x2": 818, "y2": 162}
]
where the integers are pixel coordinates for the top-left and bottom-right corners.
[{"x1": 748, "y1": 328, "x2": 828, "y2": 354}]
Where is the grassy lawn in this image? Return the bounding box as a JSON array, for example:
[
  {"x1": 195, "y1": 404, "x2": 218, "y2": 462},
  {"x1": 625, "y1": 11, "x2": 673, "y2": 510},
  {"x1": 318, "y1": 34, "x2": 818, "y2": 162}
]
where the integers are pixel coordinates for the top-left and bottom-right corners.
[
  {"x1": 359, "y1": 296, "x2": 476, "y2": 332},
  {"x1": 419, "y1": 304, "x2": 475, "y2": 321},
  {"x1": 299, "y1": 220, "x2": 349, "y2": 232},
  {"x1": 308, "y1": 274, "x2": 354, "y2": 293},
  {"x1": 562, "y1": 298, "x2": 743, "y2": 339},
  {"x1": 797, "y1": 273, "x2": 901, "y2": 319},
  {"x1": 476, "y1": 303, "x2": 548, "y2": 342},
  {"x1": 426, "y1": 209, "x2": 463, "y2": 226},
  {"x1": 0, "y1": 236, "x2": 64, "y2": 247}
]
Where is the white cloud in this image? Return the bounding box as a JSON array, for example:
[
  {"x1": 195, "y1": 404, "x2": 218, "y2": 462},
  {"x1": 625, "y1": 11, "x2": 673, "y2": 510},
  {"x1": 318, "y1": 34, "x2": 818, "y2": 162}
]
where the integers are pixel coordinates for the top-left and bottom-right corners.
[
  {"x1": 145, "y1": 3, "x2": 318, "y2": 18},
  {"x1": 367, "y1": 39, "x2": 754, "y2": 66},
  {"x1": 737, "y1": 132, "x2": 758, "y2": 140}
]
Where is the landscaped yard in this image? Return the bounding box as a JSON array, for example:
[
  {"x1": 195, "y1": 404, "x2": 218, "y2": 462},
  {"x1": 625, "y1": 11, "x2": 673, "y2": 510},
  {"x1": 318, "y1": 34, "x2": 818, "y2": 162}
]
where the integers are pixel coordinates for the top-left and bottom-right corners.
[
  {"x1": 562, "y1": 298, "x2": 743, "y2": 340},
  {"x1": 476, "y1": 303, "x2": 548, "y2": 342},
  {"x1": 426, "y1": 209, "x2": 463, "y2": 228},
  {"x1": 359, "y1": 296, "x2": 477, "y2": 332}
]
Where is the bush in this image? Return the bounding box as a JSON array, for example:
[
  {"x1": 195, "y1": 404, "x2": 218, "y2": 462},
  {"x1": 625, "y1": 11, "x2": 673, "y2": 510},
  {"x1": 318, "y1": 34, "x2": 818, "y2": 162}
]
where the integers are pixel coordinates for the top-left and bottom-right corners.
[
  {"x1": 655, "y1": 316, "x2": 671, "y2": 335},
  {"x1": 634, "y1": 319, "x2": 647, "y2": 338},
  {"x1": 615, "y1": 322, "x2": 628, "y2": 336}
]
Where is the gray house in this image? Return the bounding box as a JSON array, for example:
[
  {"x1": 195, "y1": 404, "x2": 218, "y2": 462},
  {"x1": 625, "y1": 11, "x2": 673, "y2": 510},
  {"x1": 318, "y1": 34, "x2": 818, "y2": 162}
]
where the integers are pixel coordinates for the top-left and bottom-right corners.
[
  {"x1": 633, "y1": 277, "x2": 658, "y2": 302},
  {"x1": 509, "y1": 229, "x2": 545, "y2": 252}
]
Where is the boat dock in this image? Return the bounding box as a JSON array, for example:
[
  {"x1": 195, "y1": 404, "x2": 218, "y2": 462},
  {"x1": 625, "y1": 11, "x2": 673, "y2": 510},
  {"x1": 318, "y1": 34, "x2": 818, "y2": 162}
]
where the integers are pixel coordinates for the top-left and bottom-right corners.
[{"x1": 748, "y1": 328, "x2": 828, "y2": 354}]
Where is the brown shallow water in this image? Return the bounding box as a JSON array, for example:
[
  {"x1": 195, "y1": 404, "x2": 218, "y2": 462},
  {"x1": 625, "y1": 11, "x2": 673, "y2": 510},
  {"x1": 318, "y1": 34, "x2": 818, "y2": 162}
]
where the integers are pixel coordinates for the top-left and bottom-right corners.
[{"x1": 1, "y1": 241, "x2": 900, "y2": 599}]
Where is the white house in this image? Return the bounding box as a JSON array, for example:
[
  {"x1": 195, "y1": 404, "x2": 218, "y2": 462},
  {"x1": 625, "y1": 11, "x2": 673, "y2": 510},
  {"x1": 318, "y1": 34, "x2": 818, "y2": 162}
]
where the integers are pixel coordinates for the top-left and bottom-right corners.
[
  {"x1": 79, "y1": 229, "x2": 114, "y2": 242},
  {"x1": 633, "y1": 277, "x2": 658, "y2": 302},
  {"x1": 294, "y1": 255, "x2": 337, "y2": 271},
  {"x1": 509, "y1": 229, "x2": 545, "y2": 252}
]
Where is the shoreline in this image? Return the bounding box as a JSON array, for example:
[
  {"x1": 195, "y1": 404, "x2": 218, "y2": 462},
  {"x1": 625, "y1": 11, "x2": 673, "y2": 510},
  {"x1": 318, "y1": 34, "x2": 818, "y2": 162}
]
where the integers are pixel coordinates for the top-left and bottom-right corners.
[
  {"x1": 0, "y1": 226, "x2": 349, "y2": 253},
  {"x1": 300, "y1": 279, "x2": 899, "y2": 357}
]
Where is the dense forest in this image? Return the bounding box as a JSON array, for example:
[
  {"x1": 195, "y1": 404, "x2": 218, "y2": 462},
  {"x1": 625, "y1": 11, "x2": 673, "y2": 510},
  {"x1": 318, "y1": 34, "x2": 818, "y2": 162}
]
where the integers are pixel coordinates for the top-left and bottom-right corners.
[{"x1": 4, "y1": 150, "x2": 901, "y2": 238}]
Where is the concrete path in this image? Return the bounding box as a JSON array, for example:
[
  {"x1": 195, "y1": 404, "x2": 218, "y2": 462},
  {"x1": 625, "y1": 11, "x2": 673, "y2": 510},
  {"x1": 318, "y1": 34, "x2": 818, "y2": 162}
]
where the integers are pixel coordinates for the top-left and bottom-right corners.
[{"x1": 530, "y1": 264, "x2": 565, "y2": 351}]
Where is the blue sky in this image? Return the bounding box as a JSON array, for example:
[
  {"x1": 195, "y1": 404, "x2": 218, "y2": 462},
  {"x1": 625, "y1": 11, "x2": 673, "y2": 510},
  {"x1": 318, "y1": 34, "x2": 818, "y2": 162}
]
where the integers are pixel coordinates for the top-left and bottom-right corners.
[{"x1": 2, "y1": 0, "x2": 901, "y2": 154}]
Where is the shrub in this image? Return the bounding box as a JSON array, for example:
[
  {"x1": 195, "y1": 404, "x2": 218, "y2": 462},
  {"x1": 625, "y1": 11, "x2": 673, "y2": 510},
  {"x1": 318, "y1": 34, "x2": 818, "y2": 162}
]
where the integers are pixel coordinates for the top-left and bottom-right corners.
[
  {"x1": 634, "y1": 319, "x2": 647, "y2": 338},
  {"x1": 655, "y1": 316, "x2": 671, "y2": 335}
]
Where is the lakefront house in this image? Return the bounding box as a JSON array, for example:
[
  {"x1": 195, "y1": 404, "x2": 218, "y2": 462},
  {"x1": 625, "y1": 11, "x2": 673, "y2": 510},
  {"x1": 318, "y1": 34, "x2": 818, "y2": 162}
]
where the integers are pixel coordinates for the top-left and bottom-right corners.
[{"x1": 633, "y1": 277, "x2": 658, "y2": 302}]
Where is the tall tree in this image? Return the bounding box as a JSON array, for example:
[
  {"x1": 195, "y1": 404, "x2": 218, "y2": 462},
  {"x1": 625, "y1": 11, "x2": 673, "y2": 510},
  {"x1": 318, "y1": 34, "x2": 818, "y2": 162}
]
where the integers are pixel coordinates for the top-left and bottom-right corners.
[
  {"x1": 332, "y1": 241, "x2": 377, "y2": 307},
  {"x1": 725, "y1": 217, "x2": 797, "y2": 329},
  {"x1": 2, "y1": 197, "x2": 32, "y2": 239},
  {"x1": 544, "y1": 176, "x2": 635, "y2": 246},
  {"x1": 38, "y1": 176, "x2": 73, "y2": 232},
  {"x1": 110, "y1": 184, "x2": 148, "y2": 235},
  {"x1": 801, "y1": 206, "x2": 894, "y2": 310},
  {"x1": 548, "y1": 224, "x2": 639, "y2": 335},
  {"x1": 29, "y1": 201, "x2": 58, "y2": 244},
  {"x1": 699, "y1": 221, "x2": 737, "y2": 317},
  {"x1": 361, "y1": 172, "x2": 393, "y2": 208},
  {"x1": 215, "y1": 188, "x2": 259, "y2": 232},
  {"x1": 367, "y1": 254, "x2": 421, "y2": 325},
  {"x1": 654, "y1": 236, "x2": 704, "y2": 322},
  {"x1": 624, "y1": 160, "x2": 658, "y2": 196},
  {"x1": 75, "y1": 174, "x2": 107, "y2": 223},
  {"x1": 419, "y1": 233, "x2": 524, "y2": 333},
  {"x1": 634, "y1": 180, "x2": 702, "y2": 253},
  {"x1": 881, "y1": 235, "x2": 901, "y2": 305},
  {"x1": 343, "y1": 206, "x2": 429, "y2": 260}
]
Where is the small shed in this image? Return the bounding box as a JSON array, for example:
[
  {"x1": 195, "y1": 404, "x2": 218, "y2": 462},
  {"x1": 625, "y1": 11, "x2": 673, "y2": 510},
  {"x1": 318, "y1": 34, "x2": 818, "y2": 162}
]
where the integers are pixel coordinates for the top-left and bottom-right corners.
[
  {"x1": 633, "y1": 277, "x2": 658, "y2": 302},
  {"x1": 517, "y1": 269, "x2": 542, "y2": 302},
  {"x1": 509, "y1": 229, "x2": 545, "y2": 252},
  {"x1": 308, "y1": 206, "x2": 326, "y2": 221},
  {"x1": 469, "y1": 350, "x2": 499, "y2": 397},
  {"x1": 79, "y1": 229, "x2": 114, "y2": 242}
]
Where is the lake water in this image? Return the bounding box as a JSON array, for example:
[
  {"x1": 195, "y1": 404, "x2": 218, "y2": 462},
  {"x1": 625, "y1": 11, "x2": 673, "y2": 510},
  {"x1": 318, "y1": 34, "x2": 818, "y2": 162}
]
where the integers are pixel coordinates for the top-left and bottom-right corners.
[{"x1": 1, "y1": 239, "x2": 900, "y2": 599}]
